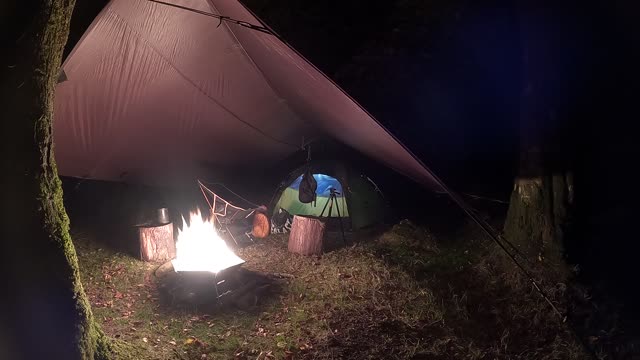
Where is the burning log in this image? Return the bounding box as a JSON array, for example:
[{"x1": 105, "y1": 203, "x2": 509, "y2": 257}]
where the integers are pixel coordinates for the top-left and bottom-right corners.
[
  {"x1": 138, "y1": 222, "x2": 176, "y2": 262},
  {"x1": 288, "y1": 215, "x2": 325, "y2": 255}
]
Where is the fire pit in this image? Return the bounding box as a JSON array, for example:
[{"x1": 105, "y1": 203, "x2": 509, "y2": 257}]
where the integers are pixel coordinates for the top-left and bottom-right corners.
[
  {"x1": 154, "y1": 209, "x2": 285, "y2": 310},
  {"x1": 155, "y1": 264, "x2": 283, "y2": 310}
]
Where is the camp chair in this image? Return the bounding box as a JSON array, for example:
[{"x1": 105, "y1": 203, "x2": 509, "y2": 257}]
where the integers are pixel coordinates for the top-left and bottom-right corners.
[{"x1": 198, "y1": 180, "x2": 261, "y2": 246}]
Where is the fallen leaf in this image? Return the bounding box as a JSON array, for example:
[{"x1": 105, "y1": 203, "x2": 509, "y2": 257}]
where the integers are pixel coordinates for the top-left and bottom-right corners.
[
  {"x1": 169, "y1": 341, "x2": 177, "y2": 346},
  {"x1": 184, "y1": 337, "x2": 195, "y2": 345},
  {"x1": 142, "y1": 337, "x2": 148, "y2": 343}
]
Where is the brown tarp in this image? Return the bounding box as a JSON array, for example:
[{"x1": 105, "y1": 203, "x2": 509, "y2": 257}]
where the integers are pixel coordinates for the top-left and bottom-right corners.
[{"x1": 54, "y1": 0, "x2": 442, "y2": 190}]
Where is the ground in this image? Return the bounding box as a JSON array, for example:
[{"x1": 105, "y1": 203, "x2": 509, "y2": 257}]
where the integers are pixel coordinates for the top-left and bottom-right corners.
[{"x1": 73, "y1": 218, "x2": 587, "y2": 360}]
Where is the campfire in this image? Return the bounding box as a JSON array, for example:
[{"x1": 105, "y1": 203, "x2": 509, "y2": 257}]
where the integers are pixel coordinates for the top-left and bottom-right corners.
[
  {"x1": 154, "y1": 209, "x2": 284, "y2": 310},
  {"x1": 171, "y1": 209, "x2": 244, "y2": 274}
]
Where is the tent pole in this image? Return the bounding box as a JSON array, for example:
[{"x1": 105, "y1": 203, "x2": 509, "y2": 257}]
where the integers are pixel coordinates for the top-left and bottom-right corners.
[{"x1": 333, "y1": 190, "x2": 347, "y2": 245}]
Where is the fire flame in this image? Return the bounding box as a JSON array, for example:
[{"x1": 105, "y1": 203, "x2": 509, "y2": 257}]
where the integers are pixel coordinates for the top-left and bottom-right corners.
[{"x1": 171, "y1": 209, "x2": 244, "y2": 273}]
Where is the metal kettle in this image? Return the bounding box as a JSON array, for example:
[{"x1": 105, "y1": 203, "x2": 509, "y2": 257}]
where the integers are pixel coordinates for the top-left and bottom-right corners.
[{"x1": 156, "y1": 207, "x2": 170, "y2": 225}]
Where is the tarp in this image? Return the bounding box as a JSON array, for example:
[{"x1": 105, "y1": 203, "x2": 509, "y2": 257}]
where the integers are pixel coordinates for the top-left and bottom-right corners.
[{"x1": 54, "y1": 0, "x2": 442, "y2": 191}]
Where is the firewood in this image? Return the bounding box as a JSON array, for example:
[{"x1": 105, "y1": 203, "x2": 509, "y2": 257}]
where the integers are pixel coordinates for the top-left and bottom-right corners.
[
  {"x1": 138, "y1": 222, "x2": 175, "y2": 262},
  {"x1": 288, "y1": 215, "x2": 325, "y2": 255}
]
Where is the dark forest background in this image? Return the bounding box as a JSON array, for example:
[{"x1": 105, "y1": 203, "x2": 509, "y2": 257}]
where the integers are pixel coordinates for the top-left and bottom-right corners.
[{"x1": 63, "y1": 0, "x2": 640, "y2": 323}]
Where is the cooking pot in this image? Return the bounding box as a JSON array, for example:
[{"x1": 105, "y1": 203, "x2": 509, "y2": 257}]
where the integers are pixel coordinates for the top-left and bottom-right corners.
[{"x1": 156, "y1": 208, "x2": 170, "y2": 225}]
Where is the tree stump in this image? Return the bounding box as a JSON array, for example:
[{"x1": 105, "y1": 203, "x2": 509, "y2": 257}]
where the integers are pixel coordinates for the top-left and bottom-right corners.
[
  {"x1": 138, "y1": 222, "x2": 176, "y2": 262},
  {"x1": 288, "y1": 215, "x2": 325, "y2": 255}
]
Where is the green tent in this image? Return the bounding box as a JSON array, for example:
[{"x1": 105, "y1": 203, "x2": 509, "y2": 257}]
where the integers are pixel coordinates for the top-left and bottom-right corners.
[{"x1": 271, "y1": 165, "x2": 386, "y2": 230}]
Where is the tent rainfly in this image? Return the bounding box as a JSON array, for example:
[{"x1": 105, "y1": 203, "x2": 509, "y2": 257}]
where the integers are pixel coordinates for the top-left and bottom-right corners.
[
  {"x1": 54, "y1": 0, "x2": 443, "y2": 191},
  {"x1": 271, "y1": 165, "x2": 387, "y2": 231}
]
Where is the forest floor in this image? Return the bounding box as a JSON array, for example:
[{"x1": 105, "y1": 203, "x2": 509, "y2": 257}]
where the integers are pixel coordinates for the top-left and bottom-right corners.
[{"x1": 72, "y1": 213, "x2": 590, "y2": 360}]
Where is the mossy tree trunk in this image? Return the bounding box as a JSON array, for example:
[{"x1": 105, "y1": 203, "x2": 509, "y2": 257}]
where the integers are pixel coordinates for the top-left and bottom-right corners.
[
  {"x1": 504, "y1": 1, "x2": 574, "y2": 268},
  {"x1": 504, "y1": 152, "x2": 573, "y2": 265},
  {"x1": 0, "y1": 1, "x2": 110, "y2": 359}
]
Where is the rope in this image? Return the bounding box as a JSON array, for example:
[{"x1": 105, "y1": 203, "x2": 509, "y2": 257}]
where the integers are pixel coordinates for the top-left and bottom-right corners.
[
  {"x1": 435, "y1": 190, "x2": 535, "y2": 267},
  {"x1": 461, "y1": 192, "x2": 509, "y2": 204},
  {"x1": 198, "y1": 180, "x2": 260, "y2": 208},
  {"x1": 435, "y1": 190, "x2": 509, "y2": 204},
  {"x1": 146, "y1": 0, "x2": 277, "y2": 37},
  {"x1": 428, "y1": 174, "x2": 566, "y2": 320}
]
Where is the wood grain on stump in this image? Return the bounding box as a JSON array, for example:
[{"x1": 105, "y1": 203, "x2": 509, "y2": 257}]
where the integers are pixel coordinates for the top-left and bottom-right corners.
[
  {"x1": 139, "y1": 222, "x2": 176, "y2": 262},
  {"x1": 288, "y1": 215, "x2": 325, "y2": 255}
]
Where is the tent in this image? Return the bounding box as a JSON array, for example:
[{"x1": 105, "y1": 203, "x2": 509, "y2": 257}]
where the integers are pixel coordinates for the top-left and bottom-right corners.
[
  {"x1": 270, "y1": 163, "x2": 386, "y2": 231},
  {"x1": 54, "y1": 0, "x2": 443, "y2": 193}
]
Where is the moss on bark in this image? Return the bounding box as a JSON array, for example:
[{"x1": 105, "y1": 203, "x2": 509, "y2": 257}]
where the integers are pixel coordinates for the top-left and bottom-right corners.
[
  {"x1": 0, "y1": 0, "x2": 111, "y2": 359},
  {"x1": 504, "y1": 175, "x2": 567, "y2": 260}
]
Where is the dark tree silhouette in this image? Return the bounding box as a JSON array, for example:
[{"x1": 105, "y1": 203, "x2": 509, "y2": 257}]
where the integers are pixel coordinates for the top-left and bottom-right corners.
[
  {"x1": 504, "y1": 2, "x2": 574, "y2": 268},
  {"x1": 0, "y1": 0, "x2": 110, "y2": 358}
]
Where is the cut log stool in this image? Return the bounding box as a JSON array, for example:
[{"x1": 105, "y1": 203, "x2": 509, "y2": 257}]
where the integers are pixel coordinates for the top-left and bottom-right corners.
[
  {"x1": 288, "y1": 215, "x2": 326, "y2": 255},
  {"x1": 138, "y1": 222, "x2": 176, "y2": 262}
]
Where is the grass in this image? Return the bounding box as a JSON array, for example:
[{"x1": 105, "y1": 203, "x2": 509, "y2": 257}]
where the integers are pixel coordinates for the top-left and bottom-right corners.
[{"x1": 72, "y1": 219, "x2": 588, "y2": 359}]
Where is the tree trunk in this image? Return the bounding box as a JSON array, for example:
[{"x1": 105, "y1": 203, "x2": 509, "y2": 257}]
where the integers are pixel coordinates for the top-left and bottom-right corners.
[
  {"x1": 0, "y1": 1, "x2": 110, "y2": 359},
  {"x1": 288, "y1": 215, "x2": 325, "y2": 255},
  {"x1": 504, "y1": 1, "x2": 573, "y2": 268},
  {"x1": 139, "y1": 223, "x2": 176, "y2": 262}
]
